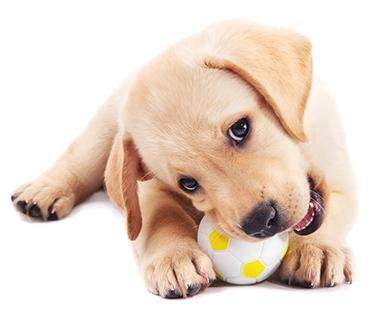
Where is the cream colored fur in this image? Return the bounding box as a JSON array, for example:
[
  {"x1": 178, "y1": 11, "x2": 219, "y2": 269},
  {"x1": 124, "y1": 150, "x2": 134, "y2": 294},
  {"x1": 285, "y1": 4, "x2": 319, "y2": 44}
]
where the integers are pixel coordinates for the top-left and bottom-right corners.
[{"x1": 12, "y1": 21, "x2": 356, "y2": 297}]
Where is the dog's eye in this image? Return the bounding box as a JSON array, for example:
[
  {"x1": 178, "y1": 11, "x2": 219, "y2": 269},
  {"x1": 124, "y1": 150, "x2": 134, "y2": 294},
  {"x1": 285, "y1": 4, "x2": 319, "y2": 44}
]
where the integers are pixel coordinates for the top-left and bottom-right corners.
[
  {"x1": 228, "y1": 118, "x2": 249, "y2": 144},
  {"x1": 178, "y1": 177, "x2": 199, "y2": 192}
]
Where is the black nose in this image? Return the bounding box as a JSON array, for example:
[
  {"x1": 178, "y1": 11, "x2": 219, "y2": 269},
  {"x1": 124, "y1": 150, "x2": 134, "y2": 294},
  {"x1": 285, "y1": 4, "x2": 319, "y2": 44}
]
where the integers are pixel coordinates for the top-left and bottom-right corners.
[{"x1": 241, "y1": 202, "x2": 280, "y2": 238}]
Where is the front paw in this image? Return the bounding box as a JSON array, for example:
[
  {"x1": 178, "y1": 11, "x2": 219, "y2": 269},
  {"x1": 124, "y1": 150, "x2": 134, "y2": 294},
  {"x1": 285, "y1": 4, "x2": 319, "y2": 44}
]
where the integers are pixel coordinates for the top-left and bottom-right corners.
[
  {"x1": 141, "y1": 246, "x2": 216, "y2": 299},
  {"x1": 11, "y1": 177, "x2": 75, "y2": 221},
  {"x1": 279, "y1": 241, "x2": 353, "y2": 288}
]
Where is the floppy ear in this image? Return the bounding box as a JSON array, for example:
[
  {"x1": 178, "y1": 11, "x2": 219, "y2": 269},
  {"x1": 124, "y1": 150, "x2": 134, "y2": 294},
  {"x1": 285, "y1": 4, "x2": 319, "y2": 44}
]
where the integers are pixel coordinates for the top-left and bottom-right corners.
[
  {"x1": 202, "y1": 22, "x2": 312, "y2": 141},
  {"x1": 104, "y1": 133, "x2": 151, "y2": 240}
]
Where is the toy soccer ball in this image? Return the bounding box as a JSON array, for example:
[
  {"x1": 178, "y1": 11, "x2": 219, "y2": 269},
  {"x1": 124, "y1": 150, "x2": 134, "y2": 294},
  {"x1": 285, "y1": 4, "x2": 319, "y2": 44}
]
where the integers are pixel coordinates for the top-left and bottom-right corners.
[{"x1": 197, "y1": 216, "x2": 289, "y2": 285}]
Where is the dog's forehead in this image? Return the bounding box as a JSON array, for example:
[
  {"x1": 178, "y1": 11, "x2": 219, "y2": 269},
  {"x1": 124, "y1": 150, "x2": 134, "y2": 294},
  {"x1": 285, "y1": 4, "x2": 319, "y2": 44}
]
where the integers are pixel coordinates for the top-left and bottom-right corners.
[
  {"x1": 144, "y1": 68, "x2": 253, "y2": 136},
  {"x1": 137, "y1": 56, "x2": 258, "y2": 120}
]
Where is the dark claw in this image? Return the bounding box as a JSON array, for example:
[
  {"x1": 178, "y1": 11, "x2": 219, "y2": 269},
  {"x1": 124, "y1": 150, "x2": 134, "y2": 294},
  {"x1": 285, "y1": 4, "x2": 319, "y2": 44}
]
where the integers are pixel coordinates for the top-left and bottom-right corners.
[
  {"x1": 28, "y1": 204, "x2": 42, "y2": 218},
  {"x1": 299, "y1": 280, "x2": 315, "y2": 288},
  {"x1": 17, "y1": 200, "x2": 28, "y2": 214},
  {"x1": 186, "y1": 283, "x2": 201, "y2": 296},
  {"x1": 208, "y1": 278, "x2": 216, "y2": 286},
  {"x1": 165, "y1": 289, "x2": 182, "y2": 299},
  {"x1": 11, "y1": 194, "x2": 17, "y2": 202},
  {"x1": 47, "y1": 211, "x2": 58, "y2": 221}
]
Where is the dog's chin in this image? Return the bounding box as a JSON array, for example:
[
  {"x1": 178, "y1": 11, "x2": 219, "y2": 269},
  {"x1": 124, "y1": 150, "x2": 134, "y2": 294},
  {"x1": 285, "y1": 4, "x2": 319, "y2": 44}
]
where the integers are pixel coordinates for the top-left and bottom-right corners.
[{"x1": 292, "y1": 187, "x2": 324, "y2": 236}]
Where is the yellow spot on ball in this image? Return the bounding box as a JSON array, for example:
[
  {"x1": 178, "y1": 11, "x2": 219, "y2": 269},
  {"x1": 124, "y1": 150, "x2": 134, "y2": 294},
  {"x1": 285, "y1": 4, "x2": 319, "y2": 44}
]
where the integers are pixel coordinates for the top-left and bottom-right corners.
[
  {"x1": 215, "y1": 272, "x2": 224, "y2": 281},
  {"x1": 242, "y1": 260, "x2": 266, "y2": 278},
  {"x1": 281, "y1": 240, "x2": 289, "y2": 259},
  {"x1": 208, "y1": 230, "x2": 229, "y2": 251}
]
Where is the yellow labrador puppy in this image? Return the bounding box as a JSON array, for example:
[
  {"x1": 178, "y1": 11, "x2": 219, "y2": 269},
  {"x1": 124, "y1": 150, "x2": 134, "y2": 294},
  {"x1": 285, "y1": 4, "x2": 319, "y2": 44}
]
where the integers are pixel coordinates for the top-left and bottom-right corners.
[{"x1": 12, "y1": 21, "x2": 356, "y2": 298}]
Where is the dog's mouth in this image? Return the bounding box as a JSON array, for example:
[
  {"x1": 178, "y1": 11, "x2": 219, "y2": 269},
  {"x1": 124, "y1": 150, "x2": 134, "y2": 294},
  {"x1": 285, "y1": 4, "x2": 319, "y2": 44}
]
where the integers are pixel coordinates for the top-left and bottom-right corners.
[{"x1": 293, "y1": 186, "x2": 324, "y2": 236}]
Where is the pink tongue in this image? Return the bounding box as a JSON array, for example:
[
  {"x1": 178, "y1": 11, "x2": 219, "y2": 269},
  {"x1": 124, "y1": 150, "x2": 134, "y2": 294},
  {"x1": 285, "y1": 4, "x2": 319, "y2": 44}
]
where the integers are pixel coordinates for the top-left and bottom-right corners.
[{"x1": 294, "y1": 203, "x2": 315, "y2": 231}]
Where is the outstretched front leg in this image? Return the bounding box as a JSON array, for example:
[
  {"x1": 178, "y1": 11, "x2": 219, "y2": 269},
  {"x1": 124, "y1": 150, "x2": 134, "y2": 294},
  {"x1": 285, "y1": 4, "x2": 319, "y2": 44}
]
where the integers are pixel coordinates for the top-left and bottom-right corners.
[{"x1": 11, "y1": 91, "x2": 119, "y2": 220}]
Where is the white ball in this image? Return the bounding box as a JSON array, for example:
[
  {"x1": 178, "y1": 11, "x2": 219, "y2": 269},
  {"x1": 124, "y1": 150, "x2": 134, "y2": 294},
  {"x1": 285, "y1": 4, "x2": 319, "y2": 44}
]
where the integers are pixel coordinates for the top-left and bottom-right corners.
[{"x1": 197, "y1": 216, "x2": 289, "y2": 285}]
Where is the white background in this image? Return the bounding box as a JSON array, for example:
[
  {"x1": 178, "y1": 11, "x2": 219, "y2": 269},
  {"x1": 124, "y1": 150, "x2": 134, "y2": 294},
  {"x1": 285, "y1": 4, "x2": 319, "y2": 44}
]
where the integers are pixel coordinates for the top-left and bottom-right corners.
[{"x1": 1, "y1": 1, "x2": 383, "y2": 332}]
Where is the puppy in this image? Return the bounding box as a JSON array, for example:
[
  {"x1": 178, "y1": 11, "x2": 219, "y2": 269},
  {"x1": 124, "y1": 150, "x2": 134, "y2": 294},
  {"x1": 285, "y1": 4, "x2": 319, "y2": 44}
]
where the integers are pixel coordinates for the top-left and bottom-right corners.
[{"x1": 11, "y1": 21, "x2": 356, "y2": 298}]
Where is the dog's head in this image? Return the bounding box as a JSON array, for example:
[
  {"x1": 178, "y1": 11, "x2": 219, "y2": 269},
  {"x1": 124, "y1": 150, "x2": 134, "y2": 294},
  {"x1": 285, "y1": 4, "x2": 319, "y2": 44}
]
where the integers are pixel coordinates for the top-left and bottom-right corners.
[{"x1": 114, "y1": 21, "x2": 325, "y2": 241}]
